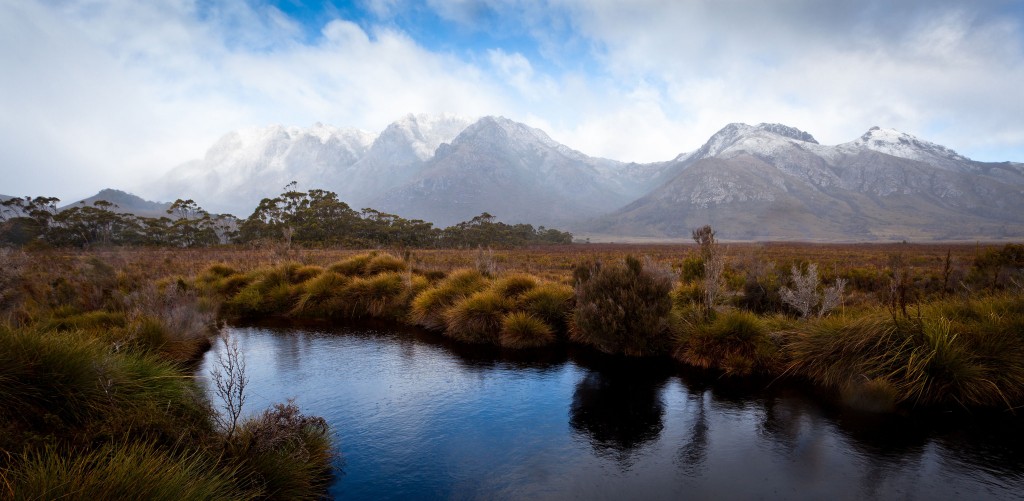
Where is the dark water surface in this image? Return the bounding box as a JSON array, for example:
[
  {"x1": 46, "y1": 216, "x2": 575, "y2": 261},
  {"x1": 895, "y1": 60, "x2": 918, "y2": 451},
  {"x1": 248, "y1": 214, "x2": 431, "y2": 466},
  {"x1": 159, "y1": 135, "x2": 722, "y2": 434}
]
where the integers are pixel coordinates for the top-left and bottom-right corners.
[{"x1": 198, "y1": 324, "x2": 1024, "y2": 500}]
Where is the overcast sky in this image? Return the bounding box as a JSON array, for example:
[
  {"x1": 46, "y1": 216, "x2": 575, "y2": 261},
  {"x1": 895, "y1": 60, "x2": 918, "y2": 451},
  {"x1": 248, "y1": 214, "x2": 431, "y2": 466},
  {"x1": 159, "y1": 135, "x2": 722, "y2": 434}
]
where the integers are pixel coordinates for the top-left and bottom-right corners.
[{"x1": 2, "y1": 0, "x2": 1023, "y2": 202}]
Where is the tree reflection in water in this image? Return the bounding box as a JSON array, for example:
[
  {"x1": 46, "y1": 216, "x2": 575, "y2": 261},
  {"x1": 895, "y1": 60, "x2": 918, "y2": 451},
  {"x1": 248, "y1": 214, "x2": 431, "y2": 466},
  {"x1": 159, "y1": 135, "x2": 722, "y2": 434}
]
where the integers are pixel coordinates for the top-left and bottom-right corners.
[{"x1": 569, "y1": 356, "x2": 671, "y2": 468}]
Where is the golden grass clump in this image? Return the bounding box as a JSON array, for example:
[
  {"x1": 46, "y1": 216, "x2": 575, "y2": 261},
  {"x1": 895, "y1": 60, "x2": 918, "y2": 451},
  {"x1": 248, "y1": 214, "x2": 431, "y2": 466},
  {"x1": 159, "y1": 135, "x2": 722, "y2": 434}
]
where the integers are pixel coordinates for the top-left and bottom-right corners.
[
  {"x1": 520, "y1": 282, "x2": 574, "y2": 333},
  {"x1": 342, "y1": 271, "x2": 407, "y2": 319},
  {"x1": 499, "y1": 311, "x2": 556, "y2": 348},
  {"x1": 443, "y1": 290, "x2": 513, "y2": 344},
  {"x1": 365, "y1": 254, "x2": 408, "y2": 275},
  {"x1": 328, "y1": 253, "x2": 375, "y2": 276},
  {"x1": 408, "y1": 268, "x2": 489, "y2": 330},
  {"x1": 674, "y1": 309, "x2": 781, "y2": 376},
  {"x1": 785, "y1": 294, "x2": 1024, "y2": 409},
  {"x1": 291, "y1": 271, "x2": 351, "y2": 317},
  {"x1": 490, "y1": 273, "x2": 539, "y2": 302}
]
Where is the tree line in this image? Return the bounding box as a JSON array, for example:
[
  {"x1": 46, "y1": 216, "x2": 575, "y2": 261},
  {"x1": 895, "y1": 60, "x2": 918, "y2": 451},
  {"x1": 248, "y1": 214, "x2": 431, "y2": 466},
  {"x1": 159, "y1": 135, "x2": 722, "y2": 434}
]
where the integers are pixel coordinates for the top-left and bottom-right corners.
[{"x1": 0, "y1": 186, "x2": 573, "y2": 249}]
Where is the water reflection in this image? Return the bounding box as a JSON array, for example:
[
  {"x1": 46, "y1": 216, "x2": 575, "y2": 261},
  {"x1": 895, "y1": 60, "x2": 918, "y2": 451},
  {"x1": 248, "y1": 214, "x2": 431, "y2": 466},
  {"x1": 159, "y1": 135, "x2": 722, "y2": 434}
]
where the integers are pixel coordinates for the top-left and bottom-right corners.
[{"x1": 205, "y1": 324, "x2": 1024, "y2": 499}]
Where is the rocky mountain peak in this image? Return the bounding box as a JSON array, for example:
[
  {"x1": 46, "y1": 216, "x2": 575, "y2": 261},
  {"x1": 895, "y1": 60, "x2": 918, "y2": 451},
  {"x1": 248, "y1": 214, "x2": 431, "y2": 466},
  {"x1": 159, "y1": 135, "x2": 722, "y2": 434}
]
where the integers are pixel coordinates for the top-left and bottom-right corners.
[
  {"x1": 755, "y1": 123, "x2": 818, "y2": 143},
  {"x1": 843, "y1": 126, "x2": 970, "y2": 170}
]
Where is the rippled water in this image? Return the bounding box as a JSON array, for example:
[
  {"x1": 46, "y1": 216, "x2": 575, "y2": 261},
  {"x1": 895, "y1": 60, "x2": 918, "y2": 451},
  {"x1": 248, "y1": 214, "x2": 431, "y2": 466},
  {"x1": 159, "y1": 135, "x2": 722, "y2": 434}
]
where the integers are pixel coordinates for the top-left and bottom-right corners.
[{"x1": 198, "y1": 324, "x2": 1024, "y2": 500}]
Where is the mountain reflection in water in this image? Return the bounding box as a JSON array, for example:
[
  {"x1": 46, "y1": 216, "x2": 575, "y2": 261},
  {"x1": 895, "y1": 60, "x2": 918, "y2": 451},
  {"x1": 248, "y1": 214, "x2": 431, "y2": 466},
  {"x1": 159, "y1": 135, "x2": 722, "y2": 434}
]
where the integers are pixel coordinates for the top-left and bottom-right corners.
[{"x1": 199, "y1": 324, "x2": 1024, "y2": 500}]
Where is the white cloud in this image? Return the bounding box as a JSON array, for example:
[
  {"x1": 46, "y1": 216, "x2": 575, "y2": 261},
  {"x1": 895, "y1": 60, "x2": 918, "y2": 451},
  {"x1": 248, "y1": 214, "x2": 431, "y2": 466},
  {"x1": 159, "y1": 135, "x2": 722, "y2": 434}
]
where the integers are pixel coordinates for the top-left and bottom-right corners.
[{"x1": 1, "y1": 0, "x2": 1022, "y2": 202}]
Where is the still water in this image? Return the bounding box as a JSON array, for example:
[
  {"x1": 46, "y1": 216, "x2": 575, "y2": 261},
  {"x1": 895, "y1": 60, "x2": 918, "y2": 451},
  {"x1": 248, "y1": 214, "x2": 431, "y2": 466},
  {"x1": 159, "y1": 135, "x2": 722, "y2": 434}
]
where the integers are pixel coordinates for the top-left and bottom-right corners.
[{"x1": 199, "y1": 324, "x2": 1024, "y2": 500}]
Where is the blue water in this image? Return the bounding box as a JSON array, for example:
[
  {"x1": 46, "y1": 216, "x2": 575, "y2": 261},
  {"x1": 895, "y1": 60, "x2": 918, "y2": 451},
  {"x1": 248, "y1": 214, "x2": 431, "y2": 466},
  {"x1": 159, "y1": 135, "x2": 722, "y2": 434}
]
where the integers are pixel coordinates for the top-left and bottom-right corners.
[{"x1": 199, "y1": 324, "x2": 1024, "y2": 500}]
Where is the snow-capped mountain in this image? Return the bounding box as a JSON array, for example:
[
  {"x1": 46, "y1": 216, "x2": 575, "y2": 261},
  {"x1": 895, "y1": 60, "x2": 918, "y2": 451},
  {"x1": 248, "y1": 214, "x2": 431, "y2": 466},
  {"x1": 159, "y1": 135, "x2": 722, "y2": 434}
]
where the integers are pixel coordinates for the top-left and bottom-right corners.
[
  {"x1": 370, "y1": 116, "x2": 654, "y2": 227},
  {"x1": 588, "y1": 123, "x2": 1024, "y2": 240},
  {"x1": 339, "y1": 113, "x2": 475, "y2": 209},
  {"x1": 151, "y1": 123, "x2": 375, "y2": 216},
  {"x1": 146, "y1": 114, "x2": 1023, "y2": 240}
]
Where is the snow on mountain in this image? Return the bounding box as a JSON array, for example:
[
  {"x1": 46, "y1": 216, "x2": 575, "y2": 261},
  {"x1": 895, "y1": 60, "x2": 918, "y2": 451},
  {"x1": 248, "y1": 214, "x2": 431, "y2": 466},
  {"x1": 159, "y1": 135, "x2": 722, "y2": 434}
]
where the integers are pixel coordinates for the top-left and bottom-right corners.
[
  {"x1": 371, "y1": 116, "x2": 654, "y2": 227},
  {"x1": 339, "y1": 113, "x2": 474, "y2": 208},
  {"x1": 144, "y1": 113, "x2": 1022, "y2": 240},
  {"x1": 837, "y1": 126, "x2": 971, "y2": 172},
  {"x1": 588, "y1": 123, "x2": 1024, "y2": 240}
]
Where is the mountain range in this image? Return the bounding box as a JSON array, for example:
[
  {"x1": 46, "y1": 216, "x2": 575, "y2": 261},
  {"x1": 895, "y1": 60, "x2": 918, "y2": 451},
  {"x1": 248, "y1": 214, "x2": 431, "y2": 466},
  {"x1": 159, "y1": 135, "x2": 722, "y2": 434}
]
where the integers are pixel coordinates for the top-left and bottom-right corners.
[{"x1": 130, "y1": 115, "x2": 1024, "y2": 241}]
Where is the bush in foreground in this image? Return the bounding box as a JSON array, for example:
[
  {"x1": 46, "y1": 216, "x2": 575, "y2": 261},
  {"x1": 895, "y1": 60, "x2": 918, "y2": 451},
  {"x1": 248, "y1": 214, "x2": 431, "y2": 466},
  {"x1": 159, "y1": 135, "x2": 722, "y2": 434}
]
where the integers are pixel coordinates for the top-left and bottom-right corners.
[{"x1": 571, "y1": 256, "x2": 674, "y2": 356}]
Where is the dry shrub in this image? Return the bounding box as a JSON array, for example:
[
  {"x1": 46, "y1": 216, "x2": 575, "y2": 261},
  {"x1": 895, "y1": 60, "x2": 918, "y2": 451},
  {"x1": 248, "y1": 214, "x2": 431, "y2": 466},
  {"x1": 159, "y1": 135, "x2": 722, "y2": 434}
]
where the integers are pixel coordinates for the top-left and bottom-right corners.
[
  {"x1": 571, "y1": 256, "x2": 674, "y2": 356},
  {"x1": 230, "y1": 400, "x2": 336, "y2": 500}
]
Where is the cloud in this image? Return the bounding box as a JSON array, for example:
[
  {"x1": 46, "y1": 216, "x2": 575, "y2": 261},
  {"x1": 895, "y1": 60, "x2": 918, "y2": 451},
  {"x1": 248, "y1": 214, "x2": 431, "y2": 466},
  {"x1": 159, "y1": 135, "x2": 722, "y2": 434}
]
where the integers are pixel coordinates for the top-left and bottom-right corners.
[{"x1": 1, "y1": 0, "x2": 1022, "y2": 202}]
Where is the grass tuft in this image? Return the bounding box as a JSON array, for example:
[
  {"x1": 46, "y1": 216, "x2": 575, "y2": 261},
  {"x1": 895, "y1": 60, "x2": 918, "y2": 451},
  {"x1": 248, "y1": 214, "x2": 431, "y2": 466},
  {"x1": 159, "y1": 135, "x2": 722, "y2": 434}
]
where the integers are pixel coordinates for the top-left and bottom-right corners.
[{"x1": 499, "y1": 311, "x2": 556, "y2": 348}]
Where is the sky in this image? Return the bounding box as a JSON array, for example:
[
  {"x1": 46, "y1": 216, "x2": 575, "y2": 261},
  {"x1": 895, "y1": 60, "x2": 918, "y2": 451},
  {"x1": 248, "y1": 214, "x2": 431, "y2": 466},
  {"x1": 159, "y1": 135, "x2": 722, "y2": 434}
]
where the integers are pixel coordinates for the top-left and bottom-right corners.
[{"x1": 2, "y1": 0, "x2": 1024, "y2": 203}]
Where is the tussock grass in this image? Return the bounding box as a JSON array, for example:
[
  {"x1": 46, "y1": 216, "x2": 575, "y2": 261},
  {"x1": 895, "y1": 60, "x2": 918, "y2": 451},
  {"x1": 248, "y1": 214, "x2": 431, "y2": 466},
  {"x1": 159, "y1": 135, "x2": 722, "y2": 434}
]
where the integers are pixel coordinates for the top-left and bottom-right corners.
[
  {"x1": 365, "y1": 254, "x2": 408, "y2": 275},
  {"x1": 444, "y1": 290, "x2": 513, "y2": 344},
  {"x1": 0, "y1": 326, "x2": 211, "y2": 452},
  {"x1": 785, "y1": 294, "x2": 1024, "y2": 408},
  {"x1": 520, "y1": 282, "x2": 574, "y2": 333},
  {"x1": 328, "y1": 253, "x2": 375, "y2": 276},
  {"x1": 674, "y1": 309, "x2": 783, "y2": 376},
  {"x1": 499, "y1": 311, "x2": 555, "y2": 348},
  {"x1": 490, "y1": 273, "x2": 539, "y2": 302},
  {"x1": 9, "y1": 441, "x2": 250, "y2": 501},
  {"x1": 408, "y1": 268, "x2": 488, "y2": 330},
  {"x1": 343, "y1": 272, "x2": 407, "y2": 319},
  {"x1": 292, "y1": 271, "x2": 351, "y2": 317}
]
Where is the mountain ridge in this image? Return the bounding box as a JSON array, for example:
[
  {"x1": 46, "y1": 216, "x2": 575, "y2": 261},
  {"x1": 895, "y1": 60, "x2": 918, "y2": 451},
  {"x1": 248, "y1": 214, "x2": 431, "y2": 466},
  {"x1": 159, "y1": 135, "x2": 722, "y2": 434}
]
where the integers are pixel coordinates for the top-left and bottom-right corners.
[{"x1": 142, "y1": 115, "x2": 1024, "y2": 241}]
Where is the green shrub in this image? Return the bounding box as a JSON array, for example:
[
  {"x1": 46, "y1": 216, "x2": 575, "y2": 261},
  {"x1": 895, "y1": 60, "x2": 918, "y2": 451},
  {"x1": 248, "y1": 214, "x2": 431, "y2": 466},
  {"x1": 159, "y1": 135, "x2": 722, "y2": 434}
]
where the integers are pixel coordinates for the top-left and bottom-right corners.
[
  {"x1": 571, "y1": 256, "x2": 674, "y2": 356},
  {"x1": 499, "y1": 312, "x2": 555, "y2": 348}
]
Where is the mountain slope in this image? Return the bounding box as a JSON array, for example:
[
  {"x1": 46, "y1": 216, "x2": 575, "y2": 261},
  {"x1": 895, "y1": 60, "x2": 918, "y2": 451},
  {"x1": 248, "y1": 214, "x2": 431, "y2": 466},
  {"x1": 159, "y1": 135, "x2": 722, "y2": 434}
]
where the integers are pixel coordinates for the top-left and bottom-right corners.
[
  {"x1": 63, "y1": 189, "x2": 172, "y2": 218},
  {"x1": 370, "y1": 116, "x2": 653, "y2": 227},
  {"x1": 151, "y1": 123, "x2": 376, "y2": 216},
  {"x1": 587, "y1": 124, "x2": 1024, "y2": 240}
]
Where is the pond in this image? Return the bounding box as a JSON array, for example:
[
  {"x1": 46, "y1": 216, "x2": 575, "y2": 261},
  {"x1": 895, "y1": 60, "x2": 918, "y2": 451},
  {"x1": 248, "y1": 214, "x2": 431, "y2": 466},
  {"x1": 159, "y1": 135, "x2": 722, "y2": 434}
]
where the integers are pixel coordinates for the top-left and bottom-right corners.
[{"x1": 198, "y1": 324, "x2": 1024, "y2": 500}]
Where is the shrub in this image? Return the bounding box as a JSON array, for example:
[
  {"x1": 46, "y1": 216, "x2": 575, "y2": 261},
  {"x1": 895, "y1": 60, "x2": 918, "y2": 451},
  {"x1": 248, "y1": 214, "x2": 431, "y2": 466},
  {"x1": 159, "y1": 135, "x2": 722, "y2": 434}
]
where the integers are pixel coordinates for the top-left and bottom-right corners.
[
  {"x1": 780, "y1": 263, "x2": 847, "y2": 319},
  {"x1": 443, "y1": 290, "x2": 512, "y2": 344},
  {"x1": 229, "y1": 400, "x2": 336, "y2": 500},
  {"x1": 571, "y1": 256, "x2": 674, "y2": 356},
  {"x1": 499, "y1": 311, "x2": 556, "y2": 348}
]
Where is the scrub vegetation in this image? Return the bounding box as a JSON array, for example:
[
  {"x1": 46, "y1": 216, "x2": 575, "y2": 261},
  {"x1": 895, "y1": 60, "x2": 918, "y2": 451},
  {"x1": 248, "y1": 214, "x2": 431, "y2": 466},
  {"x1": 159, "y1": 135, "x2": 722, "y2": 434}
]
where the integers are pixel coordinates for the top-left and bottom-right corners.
[{"x1": 1, "y1": 223, "x2": 1022, "y2": 497}]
